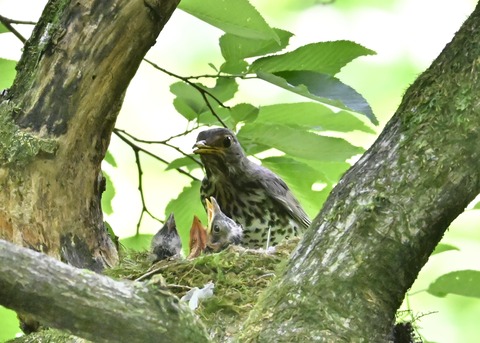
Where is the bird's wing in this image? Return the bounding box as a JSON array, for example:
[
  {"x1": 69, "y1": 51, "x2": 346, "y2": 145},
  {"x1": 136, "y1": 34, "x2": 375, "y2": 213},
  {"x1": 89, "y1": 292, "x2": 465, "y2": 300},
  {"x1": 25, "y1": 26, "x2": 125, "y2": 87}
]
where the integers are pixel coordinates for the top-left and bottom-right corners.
[{"x1": 256, "y1": 167, "x2": 311, "y2": 230}]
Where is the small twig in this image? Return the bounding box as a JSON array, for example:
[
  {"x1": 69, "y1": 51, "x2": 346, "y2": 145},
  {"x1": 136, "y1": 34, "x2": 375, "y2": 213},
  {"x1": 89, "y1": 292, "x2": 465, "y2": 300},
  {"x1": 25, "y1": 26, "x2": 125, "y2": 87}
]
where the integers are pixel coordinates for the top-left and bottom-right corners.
[
  {"x1": 143, "y1": 58, "x2": 229, "y2": 128},
  {"x1": 113, "y1": 130, "x2": 198, "y2": 181},
  {"x1": 0, "y1": 15, "x2": 35, "y2": 25},
  {"x1": 135, "y1": 264, "x2": 171, "y2": 281},
  {"x1": 163, "y1": 125, "x2": 200, "y2": 144},
  {"x1": 0, "y1": 14, "x2": 28, "y2": 43},
  {"x1": 132, "y1": 148, "x2": 161, "y2": 234},
  {"x1": 113, "y1": 130, "x2": 200, "y2": 234},
  {"x1": 114, "y1": 128, "x2": 203, "y2": 168}
]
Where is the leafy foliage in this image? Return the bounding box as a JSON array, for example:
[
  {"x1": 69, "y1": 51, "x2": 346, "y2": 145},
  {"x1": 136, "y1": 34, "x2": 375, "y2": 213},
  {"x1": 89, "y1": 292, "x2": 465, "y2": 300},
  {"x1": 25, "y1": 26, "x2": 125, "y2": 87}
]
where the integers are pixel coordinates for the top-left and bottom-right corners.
[
  {"x1": 0, "y1": 58, "x2": 16, "y2": 90},
  {"x1": 0, "y1": 23, "x2": 8, "y2": 33},
  {"x1": 109, "y1": 0, "x2": 378, "y2": 248},
  {"x1": 428, "y1": 270, "x2": 480, "y2": 298}
]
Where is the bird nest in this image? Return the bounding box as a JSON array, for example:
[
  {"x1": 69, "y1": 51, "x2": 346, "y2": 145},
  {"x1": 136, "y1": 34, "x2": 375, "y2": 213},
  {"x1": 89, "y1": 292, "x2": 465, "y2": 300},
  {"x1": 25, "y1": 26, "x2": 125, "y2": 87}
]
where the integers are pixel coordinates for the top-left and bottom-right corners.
[
  {"x1": 8, "y1": 239, "x2": 299, "y2": 343},
  {"x1": 107, "y1": 238, "x2": 299, "y2": 341}
]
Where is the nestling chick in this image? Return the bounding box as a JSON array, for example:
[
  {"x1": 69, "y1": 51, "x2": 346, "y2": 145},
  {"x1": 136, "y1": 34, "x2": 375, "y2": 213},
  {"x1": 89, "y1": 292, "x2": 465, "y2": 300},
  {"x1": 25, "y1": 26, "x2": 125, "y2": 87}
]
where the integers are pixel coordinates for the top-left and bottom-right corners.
[
  {"x1": 150, "y1": 213, "x2": 182, "y2": 262},
  {"x1": 206, "y1": 196, "x2": 243, "y2": 252}
]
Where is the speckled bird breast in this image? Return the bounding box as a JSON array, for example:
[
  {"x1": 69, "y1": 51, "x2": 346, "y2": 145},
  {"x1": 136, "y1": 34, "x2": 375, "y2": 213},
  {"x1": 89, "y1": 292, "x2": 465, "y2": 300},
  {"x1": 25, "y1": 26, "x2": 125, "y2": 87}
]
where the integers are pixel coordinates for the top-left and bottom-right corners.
[{"x1": 201, "y1": 177, "x2": 300, "y2": 248}]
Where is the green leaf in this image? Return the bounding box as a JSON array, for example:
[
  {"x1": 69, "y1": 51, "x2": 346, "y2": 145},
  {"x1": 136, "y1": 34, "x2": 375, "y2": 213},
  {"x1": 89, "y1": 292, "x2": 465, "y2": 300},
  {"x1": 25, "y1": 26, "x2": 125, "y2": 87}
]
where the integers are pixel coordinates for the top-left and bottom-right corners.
[
  {"x1": 220, "y1": 59, "x2": 249, "y2": 74},
  {"x1": 0, "y1": 23, "x2": 9, "y2": 34},
  {"x1": 474, "y1": 200, "x2": 480, "y2": 209},
  {"x1": 250, "y1": 40, "x2": 375, "y2": 75},
  {"x1": 179, "y1": 0, "x2": 279, "y2": 41},
  {"x1": 261, "y1": 156, "x2": 330, "y2": 218},
  {"x1": 166, "y1": 156, "x2": 201, "y2": 171},
  {"x1": 256, "y1": 102, "x2": 375, "y2": 133},
  {"x1": 257, "y1": 71, "x2": 377, "y2": 124},
  {"x1": 104, "y1": 150, "x2": 117, "y2": 167},
  {"x1": 220, "y1": 28, "x2": 293, "y2": 62},
  {"x1": 238, "y1": 123, "x2": 364, "y2": 162},
  {"x1": 120, "y1": 234, "x2": 153, "y2": 251},
  {"x1": 230, "y1": 103, "x2": 259, "y2": 125},
  {"x1": 197, "y1": 107, "x2": 236, "y2": 127},
  {"x1": 101, "y1": 171, "x2": 116, "y2": 215},
  {"x1": 170, "y1": 78, "x2": 238, "y2": 124},
  {"x1": 165, "y1": 180, "x2": 207, "y2": 255},
  {"x1": 431, "y1": 243, "x2": 459, "y2": 255},
  {"x1": 0, "y1": 58, "x2": 17, "y2": 90},
  {"x1": 170, "y1": 82, "x2": 207, "y2": 121},
  {"x1": 428, "y1": 270, "x2": 480, "y2": 298},
  {"x1": 206, "y1": 77, "x2": 239, "y2": 102}
]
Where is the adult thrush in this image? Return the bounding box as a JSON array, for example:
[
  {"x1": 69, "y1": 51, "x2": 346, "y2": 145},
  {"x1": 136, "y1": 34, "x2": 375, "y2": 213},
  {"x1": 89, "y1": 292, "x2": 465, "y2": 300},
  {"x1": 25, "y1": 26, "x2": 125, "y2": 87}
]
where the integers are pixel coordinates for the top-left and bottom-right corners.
[
  {"x1": 205, "y1": 196, "x2": 243, "y2": 251},
  {"x1": 193, "y1": 128, "x2": 311, "y2": 248}
]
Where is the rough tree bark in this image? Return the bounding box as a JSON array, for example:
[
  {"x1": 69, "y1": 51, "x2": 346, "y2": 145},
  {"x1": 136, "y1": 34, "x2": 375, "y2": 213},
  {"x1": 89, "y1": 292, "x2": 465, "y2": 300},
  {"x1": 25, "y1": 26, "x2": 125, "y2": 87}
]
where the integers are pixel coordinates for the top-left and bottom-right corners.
[
  {"x1": 0, "y1": 0, "x2": 179, "y2": 270},
  {"x1": 0, "y1": 239, "x2": 209, "y2": 342},
  {"x1": 239, "y1": 3, "x2": 480, "y2": 342}
]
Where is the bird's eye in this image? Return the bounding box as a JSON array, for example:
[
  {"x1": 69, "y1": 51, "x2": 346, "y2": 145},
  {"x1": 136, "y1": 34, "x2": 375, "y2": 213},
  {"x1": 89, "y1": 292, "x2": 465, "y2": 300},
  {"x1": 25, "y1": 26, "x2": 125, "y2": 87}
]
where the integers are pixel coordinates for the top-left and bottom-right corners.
[
  {"x1": 213, "y1": 224, "x2": 221, "y2": 233},
  {"x1": 223, "y1": 136, "x2": 232, "y2": 148}
]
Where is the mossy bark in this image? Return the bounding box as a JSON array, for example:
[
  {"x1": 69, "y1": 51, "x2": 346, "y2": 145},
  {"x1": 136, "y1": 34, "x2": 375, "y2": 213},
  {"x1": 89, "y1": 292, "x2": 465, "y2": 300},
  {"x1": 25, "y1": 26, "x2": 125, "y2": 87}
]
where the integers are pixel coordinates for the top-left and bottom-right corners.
[
  {"x1": 0, "y1": 0, "x2": 179, "y2": 270},
  {"x1": 239, "y1": 4, "x2": 480, "y2": 343},
  {"x1": 0, "y1": 239, "x2": 210, "y2": 343}
]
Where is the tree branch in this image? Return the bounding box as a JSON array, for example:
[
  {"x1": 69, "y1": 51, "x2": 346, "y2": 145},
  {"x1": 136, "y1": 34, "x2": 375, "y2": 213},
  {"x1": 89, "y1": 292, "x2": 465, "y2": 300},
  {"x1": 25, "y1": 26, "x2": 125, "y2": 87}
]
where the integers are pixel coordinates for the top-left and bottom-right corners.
[
  {"x1": 0, "y1": 239, "x2": 209, "y2": 343},
  {"x1": 0, "y1": 0, "x2": 183, "y2": 270},
  {"x1": 0, "y1": 14, "x2": 28, "y2": 43},
  {"x1": 239, "y1": 3, "x2": 480, "y2": 342}
]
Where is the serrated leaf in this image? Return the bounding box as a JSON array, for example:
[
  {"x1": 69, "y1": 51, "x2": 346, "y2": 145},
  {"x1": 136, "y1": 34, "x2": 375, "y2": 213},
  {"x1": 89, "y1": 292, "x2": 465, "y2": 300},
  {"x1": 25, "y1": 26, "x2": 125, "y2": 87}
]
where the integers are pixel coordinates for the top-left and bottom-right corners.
[
  {"x1": 179, "y1": 0, "x2": 279, "y2": 42},
  {"x1": 294, "y1": 159, "x2": 351, "y2": 185},
  {"x1": 0, "y1": 58, "x2": 17, "y2": 90},
  {"x1": 428, "y1": 270, "x2": 480, "y2": 298},
  {"x1": 166, "y1": 156, "x2": 202, "y2": 171},
  {"x1": 171, "y1": 78, "x2": 238, "y2": 124},
  {"x1": 261, "y1": 156, "x2": 329, "y2": 218},
  {"x1": 220, "y1": 59, "x2": 248, "y2": 74},
  {"x1": 258, "y1": 71, "x2": 377, "y2": 124},
  {"x1": 230, "y1": 103, "x2": 259, "y2": 125},
  {"x1": 220, "y1": 28, "x2": 293, "y2": 62},
  {"x1": 170, "y1": 82, "x2": 207, "y2": 121},
  {"x1": 197, "y1": 107, "x2": 235, "y2": 127},
  {"x1": 256, "y1": 102, "x2": 375, "y2": 133},
  {"x1": 120, "y1": 234, "x2": 153, "y2": 251},
  {"x1": 0, "y1": 23, "x2": 9, "y2": 34},
  {"x1": 431, "y1": 243, "x2": 459, "y2": 255},
  {"x1": 165, "y1": 180, "x2": 207, "y2": 255},
  {"x1": 250, "y1": 40, "x2": 375, "y2": 75},
  {"x1": 104, "y1": 150, "x2": 117, "y2": 167},
  {"x1": 101, "y1": 171, "x2": 116, "y2": 215},
  {"x1": 238, "y1": 123, "x2": 363, "y2": 162},
  {"x1": 206, "y1": 77, "x2": 238, "y2": 102}
]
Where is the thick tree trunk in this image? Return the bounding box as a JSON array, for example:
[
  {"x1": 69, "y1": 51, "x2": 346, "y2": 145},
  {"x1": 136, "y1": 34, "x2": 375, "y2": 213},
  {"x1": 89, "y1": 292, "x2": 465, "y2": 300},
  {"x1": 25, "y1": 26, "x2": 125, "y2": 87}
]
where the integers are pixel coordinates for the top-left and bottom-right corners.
[
  {"x1": 239, "y1": 4, "x2": 480, "y2": 343},
  {"x1": 0, "y1": 0, "x2": 179, "y2": 270},
  {"x1": 0, "y1": 239, "x2": 209, "y2": 343}
]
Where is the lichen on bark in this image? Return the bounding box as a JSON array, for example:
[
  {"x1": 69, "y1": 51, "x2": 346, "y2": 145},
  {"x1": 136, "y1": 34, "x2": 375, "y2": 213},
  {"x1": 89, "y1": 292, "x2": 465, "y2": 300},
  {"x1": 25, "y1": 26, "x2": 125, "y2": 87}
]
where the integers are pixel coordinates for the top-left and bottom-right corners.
[{"x1": 0, "y1": 101, "x2": 57, "y2": 168}]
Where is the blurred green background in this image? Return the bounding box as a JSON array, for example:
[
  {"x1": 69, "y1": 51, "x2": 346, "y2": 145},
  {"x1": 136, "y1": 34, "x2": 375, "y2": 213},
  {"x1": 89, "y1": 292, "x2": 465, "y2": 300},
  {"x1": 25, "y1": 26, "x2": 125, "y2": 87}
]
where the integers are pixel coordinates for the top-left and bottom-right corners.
[{"x1": 1, "y1": 0, "x2": 479, "y2": 342}]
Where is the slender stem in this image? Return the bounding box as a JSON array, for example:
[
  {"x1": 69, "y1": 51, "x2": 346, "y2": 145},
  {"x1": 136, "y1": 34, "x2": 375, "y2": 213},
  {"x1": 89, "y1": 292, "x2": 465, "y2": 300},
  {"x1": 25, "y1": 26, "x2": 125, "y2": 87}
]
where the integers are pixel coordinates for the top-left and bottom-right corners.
[
  {"x1": 143, "y1": 58, "x2": 229, "y2": 128},
  {"x1": 0, "y1": 15, "x2": 28, "y2": 43},
  {"x1": 113, "y1": 130, "x2": 198, "y2": 181},
  {"x1": 114, "y1": 128, "x2": 203, "y2": 168},
  {"x1": 113, "y1": 130, "x2": 200, "y2": 234}
]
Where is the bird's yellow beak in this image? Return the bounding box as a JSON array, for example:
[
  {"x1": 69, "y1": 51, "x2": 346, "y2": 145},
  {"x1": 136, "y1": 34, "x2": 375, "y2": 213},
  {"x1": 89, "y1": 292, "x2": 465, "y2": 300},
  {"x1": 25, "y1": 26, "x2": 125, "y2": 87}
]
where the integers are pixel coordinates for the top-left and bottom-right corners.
[
  {"x1": 206, "y1": 197, "x2": 214, "y2": 234},
  {"x1": 193, "y1": 140, "x2": 224, "y2": 155}
]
